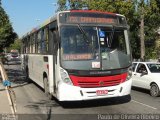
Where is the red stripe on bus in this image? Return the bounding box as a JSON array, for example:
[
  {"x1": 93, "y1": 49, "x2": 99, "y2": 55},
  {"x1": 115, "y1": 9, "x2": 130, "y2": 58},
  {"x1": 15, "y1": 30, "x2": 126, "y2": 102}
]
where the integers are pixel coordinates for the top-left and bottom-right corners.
[
  {"x1": 69, "y1": 73, "x2": 127, "y2": 88},
  {"x1": 70, "y1": 10, "x2": 116, "y2": 16},
  {"x1": 46, "y1": 64, "x2": 49, "y2": 69}
]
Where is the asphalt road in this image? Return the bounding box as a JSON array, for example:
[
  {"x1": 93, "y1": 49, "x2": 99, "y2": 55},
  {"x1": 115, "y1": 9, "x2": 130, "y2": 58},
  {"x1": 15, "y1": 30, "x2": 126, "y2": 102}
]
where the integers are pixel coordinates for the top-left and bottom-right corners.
[{"x1": 3, "y1": 64, "x2": 160, "y2": 120}]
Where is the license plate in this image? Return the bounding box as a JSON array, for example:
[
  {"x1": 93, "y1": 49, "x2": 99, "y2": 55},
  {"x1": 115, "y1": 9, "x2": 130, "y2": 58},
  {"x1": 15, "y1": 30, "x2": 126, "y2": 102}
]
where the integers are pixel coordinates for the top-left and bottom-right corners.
[{"x1": 96, "y1": 90, "x2": 108, "y2": 96}]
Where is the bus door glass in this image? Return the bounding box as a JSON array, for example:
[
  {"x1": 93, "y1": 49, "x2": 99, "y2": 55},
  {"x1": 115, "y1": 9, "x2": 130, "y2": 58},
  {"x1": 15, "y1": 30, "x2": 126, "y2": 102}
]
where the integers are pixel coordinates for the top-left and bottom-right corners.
[{"x1": 49, "y1": 28, "x2": 58, "y2": 92}]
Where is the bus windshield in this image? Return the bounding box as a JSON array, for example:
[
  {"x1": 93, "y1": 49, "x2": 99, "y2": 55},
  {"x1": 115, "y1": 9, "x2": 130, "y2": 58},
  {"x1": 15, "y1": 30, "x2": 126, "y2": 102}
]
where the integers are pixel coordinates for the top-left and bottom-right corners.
[{"x1": 60, "y1": 25, "x2": 131, "y2": 70}]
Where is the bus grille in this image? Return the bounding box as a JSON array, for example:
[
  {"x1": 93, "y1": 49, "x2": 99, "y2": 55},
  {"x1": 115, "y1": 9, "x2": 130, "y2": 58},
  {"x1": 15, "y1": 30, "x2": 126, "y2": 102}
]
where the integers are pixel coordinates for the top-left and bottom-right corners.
[{"x1": 69, "y1": 73, "x2": 127, "y2": 88}]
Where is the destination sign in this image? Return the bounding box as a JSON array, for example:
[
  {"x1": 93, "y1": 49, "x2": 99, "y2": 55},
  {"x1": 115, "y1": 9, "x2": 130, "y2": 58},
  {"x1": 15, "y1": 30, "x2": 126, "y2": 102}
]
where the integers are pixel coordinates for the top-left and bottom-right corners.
[
  {"x1": 59, "y1": 12, "x2": 121, "y2": 25},
  {"x1": 63, "y1": 53, "x2": 93, "y2": 60},
  {"x1": 67, "y1": 16, "x2": 116, "y2": 24}
]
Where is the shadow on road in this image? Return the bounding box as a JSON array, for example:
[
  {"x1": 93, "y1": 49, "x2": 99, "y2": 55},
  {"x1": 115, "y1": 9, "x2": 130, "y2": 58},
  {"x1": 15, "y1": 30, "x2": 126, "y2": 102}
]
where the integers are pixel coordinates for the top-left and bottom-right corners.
[
  {"x1": 58, "y1": 95, "x2": 131, "y2": 108},
  {"x1": 23, "y1": 95, "x2": 131, "y2": 120},
  {"x1": 131, "y1": 86, "x2": 150, "y2": 95},
  {"x1": 26, "y1": 99, "x2": 60, "y2": 109},
  {"x1": 24, "y1": 95, "x2": 131, "y2": 111},
  {"x1": 5, "y1": 68, "x2": 26, "y2": 84},
  {"x1": 4, "y1": 65, "x2": 31, "y2": 89}
]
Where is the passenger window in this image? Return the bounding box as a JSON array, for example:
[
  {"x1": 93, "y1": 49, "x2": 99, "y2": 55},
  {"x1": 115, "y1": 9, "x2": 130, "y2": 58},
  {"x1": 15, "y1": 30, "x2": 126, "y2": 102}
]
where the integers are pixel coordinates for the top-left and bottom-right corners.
[{"x1": 136, "y1": 64, "x2": 147, "y2": 73}]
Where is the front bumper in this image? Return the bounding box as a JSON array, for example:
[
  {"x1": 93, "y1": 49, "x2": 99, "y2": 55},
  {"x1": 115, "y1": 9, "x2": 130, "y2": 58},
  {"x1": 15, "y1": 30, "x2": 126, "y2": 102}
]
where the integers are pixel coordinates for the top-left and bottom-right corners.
[{"x1": 57, "y1": 79, "x2": 132, "y2": 101}]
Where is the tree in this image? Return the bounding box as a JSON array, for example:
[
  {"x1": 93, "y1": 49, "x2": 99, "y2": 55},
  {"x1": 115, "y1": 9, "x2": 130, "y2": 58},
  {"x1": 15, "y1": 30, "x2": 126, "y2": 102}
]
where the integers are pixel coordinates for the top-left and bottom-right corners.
[
  {"x1": 136, "y1": 0, "x2": 145, "y2": 61},
  {"x1": 57, "y1": 0, "x2": 87, "y2": 11},
  {"x1": 7, "y1": 38, "x2": 21, "y2": 52},
  {"x1": 129, "y1": 0, "x2": 160, "y2": 59},
  {"x1": 0, "y1": 3, "x2": 17, "y2": 50},
  {"x1": 57, "y1": 0, "x2": 67, "y2": 11},
  {"x1": 140, "y1": 0, "x2": 160, "y2": 59}
]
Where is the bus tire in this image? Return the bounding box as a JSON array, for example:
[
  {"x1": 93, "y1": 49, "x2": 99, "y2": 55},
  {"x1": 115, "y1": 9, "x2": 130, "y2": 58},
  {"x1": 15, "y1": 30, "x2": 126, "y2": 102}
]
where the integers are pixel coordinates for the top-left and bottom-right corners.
[
  {"x1": 43, "y1": 77, "x2": 53, "y2": 100},
  {"x1": 26, "y1": 67, "x2": 31, "y2": 83}
]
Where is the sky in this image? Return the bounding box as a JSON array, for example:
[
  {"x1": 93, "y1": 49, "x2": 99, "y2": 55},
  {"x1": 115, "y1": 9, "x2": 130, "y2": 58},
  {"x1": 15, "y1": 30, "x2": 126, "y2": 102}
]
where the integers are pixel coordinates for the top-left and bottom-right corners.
[{"x1": 2, "y1": 0, "x2": 58, "y2": 37}]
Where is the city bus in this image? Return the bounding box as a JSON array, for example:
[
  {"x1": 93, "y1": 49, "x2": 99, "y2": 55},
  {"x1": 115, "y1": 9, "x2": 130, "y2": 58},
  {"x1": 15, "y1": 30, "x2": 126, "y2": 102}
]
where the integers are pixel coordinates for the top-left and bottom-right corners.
[{"x1": 21, "y1": 10, "x2": 132, "y2": 101}]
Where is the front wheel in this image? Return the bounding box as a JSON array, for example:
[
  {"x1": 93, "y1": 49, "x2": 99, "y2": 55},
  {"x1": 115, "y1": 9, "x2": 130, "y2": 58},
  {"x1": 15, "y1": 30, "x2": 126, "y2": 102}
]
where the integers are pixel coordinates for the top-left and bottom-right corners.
[
  {"x1": 150, "y1": 83, "x2": 160, "y2": 97},
  {"x1": 44, "y1": 77, "x2": 53, "y2": 100},
  {"x1": 25, "y1": 68, "x2": 31, "y2": 83}
]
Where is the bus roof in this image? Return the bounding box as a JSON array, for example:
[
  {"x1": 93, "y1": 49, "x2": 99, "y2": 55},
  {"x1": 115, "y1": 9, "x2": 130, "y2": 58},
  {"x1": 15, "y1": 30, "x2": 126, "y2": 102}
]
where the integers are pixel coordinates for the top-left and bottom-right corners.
[{"x1": 22, "y1": 10, "x2": 125, "y2": 38}]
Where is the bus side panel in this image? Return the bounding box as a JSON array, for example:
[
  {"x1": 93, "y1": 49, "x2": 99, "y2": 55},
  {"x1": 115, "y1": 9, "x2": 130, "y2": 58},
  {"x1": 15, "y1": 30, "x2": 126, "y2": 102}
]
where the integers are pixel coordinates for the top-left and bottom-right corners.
[
  {"x1": 28, "y1": 54, "x2": 49, "y2": 88},
  {"x1": 54, "y1": 49, "x2": 65, "y2": 100},
  {"x1": 49, "y1": 50, "x2": 60, "y2": 96},
  {"x1": 48, "y1": 55, "x2": 54, "y2": 94}
]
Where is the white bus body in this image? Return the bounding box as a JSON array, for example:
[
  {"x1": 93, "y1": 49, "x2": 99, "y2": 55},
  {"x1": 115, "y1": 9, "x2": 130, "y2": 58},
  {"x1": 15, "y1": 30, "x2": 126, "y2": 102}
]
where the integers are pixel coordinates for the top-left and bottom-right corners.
[{"x1": 21, "y1": 10, "x2": 132, "y2": 101}]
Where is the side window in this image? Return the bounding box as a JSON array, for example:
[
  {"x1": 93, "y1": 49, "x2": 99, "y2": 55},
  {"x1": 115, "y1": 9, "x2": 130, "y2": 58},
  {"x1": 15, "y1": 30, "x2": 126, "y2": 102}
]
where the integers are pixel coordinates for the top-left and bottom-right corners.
[
  {"x1": 30, "y1": 35, "x2": 34, "y2": 53},
  {"x1": 26, "y1": 37, "x2": 30, "y2": 53},
  {"x1": 37, "y1": 30, "x2": 42, "y2": 53},
  {"x1": 44, "y1": 27, "x2": 49, "y2": 53},
  {"x1": 132, "y1": 63, "x2": 137, "y2": 72},
  {"x1": 48, "y1": 29, "x2": 58, "y2": 54},
  {"x1": 32, "y1": 34, "x2": 36, "y2": 53},
  {"x1": 41, "y1": 29, "x2": 45, "y2": 53},
  {"x1": 136, "y1": 63, "x2": 147, "y2": 73},
  {"x1": 35, "y1": 32, "x2": 38, "y2": 53}
]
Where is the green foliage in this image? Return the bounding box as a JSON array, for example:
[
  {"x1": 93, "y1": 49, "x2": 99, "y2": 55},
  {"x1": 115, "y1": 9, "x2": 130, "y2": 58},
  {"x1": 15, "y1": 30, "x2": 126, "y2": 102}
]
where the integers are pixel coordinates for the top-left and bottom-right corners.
[
  {"x1": 57, "y1": 0, "x2": 67, "y2": 11},
  {"x1": 0, "y1": 3, "x2": 17, "y2": 49},
  {"x1": 143, "y1": 0, "x2": 160, "y2": 58},
  {"x1": 7, "y1": 39, "x2": 21, "y2": 52},
  {"x1": 145, "y1": 47, "x2": 157, "y2": 59}
]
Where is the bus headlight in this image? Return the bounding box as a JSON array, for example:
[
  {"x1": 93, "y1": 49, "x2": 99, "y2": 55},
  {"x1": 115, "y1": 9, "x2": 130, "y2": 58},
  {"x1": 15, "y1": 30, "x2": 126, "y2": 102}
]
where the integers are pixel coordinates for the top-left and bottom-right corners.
[
  {"x1": 126, "y1": 67, "x2": 132, "y2": 81},
  {"x1": 60, "y1": 68, "x2": 73, "y2": 85}
]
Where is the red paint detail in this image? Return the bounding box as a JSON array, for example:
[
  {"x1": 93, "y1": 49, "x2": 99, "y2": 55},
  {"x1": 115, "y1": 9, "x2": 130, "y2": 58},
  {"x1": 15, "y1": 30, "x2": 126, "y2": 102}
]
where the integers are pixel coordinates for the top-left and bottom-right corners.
[
  {"x1": 69, "y1": 73, "x2": 127, "y2": 88},
  {"x1": 46, "y1": 64, "x2": 49, "y2": 75},
  {"x1": 46, "y1": 64, "x2": 49, "y2": 69},
  {"x1": 70, "y1": 10, "x2": 116, "y2": 16}
]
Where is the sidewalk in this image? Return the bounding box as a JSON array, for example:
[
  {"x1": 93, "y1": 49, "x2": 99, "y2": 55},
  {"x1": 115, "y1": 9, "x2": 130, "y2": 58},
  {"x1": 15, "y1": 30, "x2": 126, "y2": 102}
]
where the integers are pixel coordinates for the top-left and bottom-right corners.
[{"x1": 0, "y1": 82, "x2": 12, "y2": 114}]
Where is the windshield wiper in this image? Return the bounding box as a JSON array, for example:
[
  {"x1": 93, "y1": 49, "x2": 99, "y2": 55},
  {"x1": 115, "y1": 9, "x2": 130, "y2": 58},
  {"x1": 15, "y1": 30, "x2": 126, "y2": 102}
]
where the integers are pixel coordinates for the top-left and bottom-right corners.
[
  {"x1": 106, "y1": 27, "x2": 115, "y2": 48},
  {"x1": 77, "y1": 24, "x2": 90, "y2": 44},
  {"x1": 77, "y1": 24, "x2": 99, "y2": 59},
  {"x1": 111, "y1": 26, "x2": 115, "y2": 43}
]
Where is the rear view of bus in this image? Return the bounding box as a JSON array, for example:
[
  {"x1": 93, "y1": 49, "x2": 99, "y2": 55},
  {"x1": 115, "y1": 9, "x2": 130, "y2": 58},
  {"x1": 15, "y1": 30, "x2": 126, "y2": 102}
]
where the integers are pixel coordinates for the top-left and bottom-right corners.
[{"x1": 58, "y1": 10, "x2": 132, "y2": 101}]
